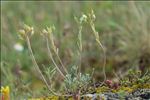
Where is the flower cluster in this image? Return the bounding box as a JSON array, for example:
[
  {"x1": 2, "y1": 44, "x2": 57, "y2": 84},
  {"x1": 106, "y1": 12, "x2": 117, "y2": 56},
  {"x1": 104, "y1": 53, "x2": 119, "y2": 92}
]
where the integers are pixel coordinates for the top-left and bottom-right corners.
[{"x1": 18, "y1": 24, "x2": 34, "y2": 40}]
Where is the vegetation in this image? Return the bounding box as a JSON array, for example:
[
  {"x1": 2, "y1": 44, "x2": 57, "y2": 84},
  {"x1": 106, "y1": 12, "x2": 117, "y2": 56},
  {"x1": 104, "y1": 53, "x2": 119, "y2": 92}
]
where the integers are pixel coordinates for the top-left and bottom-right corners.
[{"x1": 1, "y1": 1, "x2": 150, "y2": 100}]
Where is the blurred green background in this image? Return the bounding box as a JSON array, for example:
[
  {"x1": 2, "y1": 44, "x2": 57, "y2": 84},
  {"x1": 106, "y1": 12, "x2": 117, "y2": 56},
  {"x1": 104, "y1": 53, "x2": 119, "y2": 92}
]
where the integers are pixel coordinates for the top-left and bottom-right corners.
[{"x1": 1, "y1": 1, "x2": 150, "y2": 98}]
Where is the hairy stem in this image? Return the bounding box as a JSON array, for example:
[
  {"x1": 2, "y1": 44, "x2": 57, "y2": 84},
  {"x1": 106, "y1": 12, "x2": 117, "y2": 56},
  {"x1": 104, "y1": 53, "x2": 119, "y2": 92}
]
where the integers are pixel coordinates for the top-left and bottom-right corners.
[
  {"x1": 90, "y1": 22, "x2": 107, "y2": 86},
  {"x1": 98, "y1": 41, "x2": 107, "y2": 85},
  {"x1": 26, "y1": 36, "x2": 57, "y2": 95},
  {"x1": 78, "y1": 25, "x2": 83, "y2": 78},
  {"x1": 46, "y1": 37, "x2": 65, "y2": 78},
  {"x1": 55, "y1": 51, "x2": 68, "y2": 75}
]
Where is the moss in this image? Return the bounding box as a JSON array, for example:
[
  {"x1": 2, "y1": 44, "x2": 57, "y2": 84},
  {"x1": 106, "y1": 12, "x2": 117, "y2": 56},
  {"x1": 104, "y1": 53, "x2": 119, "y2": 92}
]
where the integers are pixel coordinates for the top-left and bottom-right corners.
[
  {"x1": 142, "y1": 84, "x2": 150, "y2": 88},
  {"x1": 96, "y1": 86, "x2": 110, "y2": 93},
  {"x1": 117, "y1": 86, "x2": 133, "y2": 93},
  {"x1": 111, "y1": 83, "x2": 150, "y2": 94},
  {"x1": 32, "y1": 96, "x2": 59, "y2": 100},
  {"x1": 68, "y1": 98, "x2": 74, "y2": 100},
  {"x1": 46, "y1": 96, "x2": 59, "y2": 100}
]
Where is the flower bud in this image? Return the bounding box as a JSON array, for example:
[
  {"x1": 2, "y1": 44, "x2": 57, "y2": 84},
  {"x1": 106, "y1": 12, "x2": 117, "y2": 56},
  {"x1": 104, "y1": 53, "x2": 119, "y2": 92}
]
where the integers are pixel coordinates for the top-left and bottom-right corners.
[
  {"x1": 19, "y1": 30, "x2": 25, "y2": 35},
  {"x1": 80, "y1": 14, "x2": 87, "y2": 23},
  {"x1": 42, "y1": 29, "x2": 48, "y2": 34},
  {"x1": 30, "y1": 27, "x2": 34, "y2": 36},
  {"x1": 47, "y1": 27, "x2": 52, "y2": 34},
  {"x1": 18, "y1": 30, "x2": 26, "y2": 39},
  {"x1": 24, "y1": 24, "x2": 31, "y2": 32}
]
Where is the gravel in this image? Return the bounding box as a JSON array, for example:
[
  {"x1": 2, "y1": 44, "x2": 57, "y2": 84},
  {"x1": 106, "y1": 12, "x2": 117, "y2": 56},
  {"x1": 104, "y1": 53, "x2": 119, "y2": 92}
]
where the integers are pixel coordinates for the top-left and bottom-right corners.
[{"x1": 82, "y1": 89, "x2": 150, "y2": 100}]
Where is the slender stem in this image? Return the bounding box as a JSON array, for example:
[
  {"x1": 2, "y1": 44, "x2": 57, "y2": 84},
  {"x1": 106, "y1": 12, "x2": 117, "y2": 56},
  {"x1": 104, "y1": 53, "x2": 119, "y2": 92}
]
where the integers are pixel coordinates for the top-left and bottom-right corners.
[
  {"x1": 113, "y1": 70, "x2": 121, "y2": 81},
  {"x1": 56, "y1": 52, "x2": 68, "y2": 75},
  {"x1": 46, "y1": 37, "x2": 65, "y2": 78},
  {"x1": 97, "y1": 41, "x2": 107, "y2": 86},
  {"x1": 46, "y1": 37, "x2": 70, "y2": 94},
  {"x1": 26, "y1": 36, "x2": 57, "y2": 95},
  {"x1": 79, "y1": 52, "x2": 82, "y2": 77},
  {"x1": 78, "y1": 25, "x2": 83, "y2": 78},
  {"x1": 90, "y1": 22, "x2": 107, "y2": 86}
]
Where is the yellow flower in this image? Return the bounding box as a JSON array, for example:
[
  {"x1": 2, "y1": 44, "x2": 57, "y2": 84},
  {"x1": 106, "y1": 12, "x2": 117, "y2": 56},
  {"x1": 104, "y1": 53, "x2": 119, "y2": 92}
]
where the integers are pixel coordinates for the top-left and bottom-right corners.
[{"x1": 1, "y1": 86, "x2": 10, "y2": 100}]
